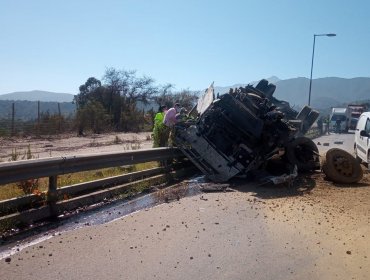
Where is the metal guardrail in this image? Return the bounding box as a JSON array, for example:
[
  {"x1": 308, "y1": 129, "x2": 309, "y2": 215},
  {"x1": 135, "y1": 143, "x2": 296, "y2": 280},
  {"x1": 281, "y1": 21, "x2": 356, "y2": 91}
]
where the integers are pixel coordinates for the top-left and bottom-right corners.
[
  {"x1": 0, "y1": 147, "x2": 189, "y2": 230},
  {"x1": 0, "y1": 147, "x2": 183, "y2": 185}
]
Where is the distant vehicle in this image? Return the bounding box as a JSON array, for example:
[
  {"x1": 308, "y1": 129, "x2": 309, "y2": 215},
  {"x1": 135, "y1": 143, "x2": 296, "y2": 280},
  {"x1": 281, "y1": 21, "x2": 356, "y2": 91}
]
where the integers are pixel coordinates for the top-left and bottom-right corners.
[
  {"x1": 354, "y1": 111, "x2": 370, "y2": 164},
  {"x1": 348, "y1": 104, "x2": 367, "y2": 118},
  {"x1": 350, "y1": 117, "x2": 359, "y2": 130},
  {"x1": 330, "y1": 107, "x2": 350, "y2": 133},
  {"x1": 347, "y1": 104, "x2": 367, "y2": 130}
]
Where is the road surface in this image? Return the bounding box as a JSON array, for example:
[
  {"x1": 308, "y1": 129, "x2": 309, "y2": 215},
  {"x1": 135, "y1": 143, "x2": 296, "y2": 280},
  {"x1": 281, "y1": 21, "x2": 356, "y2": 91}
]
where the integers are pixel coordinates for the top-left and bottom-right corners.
[{"x1": 314, "y1": 132, "x2": 355, "y2": 155}]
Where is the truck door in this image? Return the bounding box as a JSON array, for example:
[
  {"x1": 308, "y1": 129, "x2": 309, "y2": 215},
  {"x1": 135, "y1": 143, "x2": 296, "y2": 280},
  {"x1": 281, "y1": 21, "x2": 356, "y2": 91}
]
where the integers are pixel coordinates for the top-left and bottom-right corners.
[{"x1": 356, "y1": 116, "x2": 370, "y2": 160}]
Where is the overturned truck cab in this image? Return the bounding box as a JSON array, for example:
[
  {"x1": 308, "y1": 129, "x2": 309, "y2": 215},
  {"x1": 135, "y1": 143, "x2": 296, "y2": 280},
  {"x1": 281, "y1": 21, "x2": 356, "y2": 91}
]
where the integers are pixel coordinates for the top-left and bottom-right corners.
[{"x1": 175, "y1": 79, "x2": 320, "y2": 182}]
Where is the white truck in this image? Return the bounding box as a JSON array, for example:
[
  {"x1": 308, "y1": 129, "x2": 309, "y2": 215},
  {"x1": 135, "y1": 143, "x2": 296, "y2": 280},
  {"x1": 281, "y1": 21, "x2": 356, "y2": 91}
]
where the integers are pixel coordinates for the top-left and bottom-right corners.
[{"x1": 330, "y1": 107, "x2": 351, "y2": 133}]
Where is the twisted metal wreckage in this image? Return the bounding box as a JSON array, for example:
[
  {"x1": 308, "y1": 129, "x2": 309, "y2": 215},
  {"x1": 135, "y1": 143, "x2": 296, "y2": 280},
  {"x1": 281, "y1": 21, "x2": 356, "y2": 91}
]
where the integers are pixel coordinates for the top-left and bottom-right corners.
[{"x1": 174, "y1": 79, "x2": 321, "y2": 183}]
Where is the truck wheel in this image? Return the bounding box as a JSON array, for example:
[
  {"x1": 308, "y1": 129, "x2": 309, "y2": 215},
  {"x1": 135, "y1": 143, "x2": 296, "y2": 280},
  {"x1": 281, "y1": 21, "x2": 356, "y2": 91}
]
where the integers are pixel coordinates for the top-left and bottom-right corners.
[
  {"x1": 255, "y1": 79, "x2": 269, "y2": 93},
  {"x1": 301, "y1": 110, "x2": 320, "y2": 134},
  {"x1": 285, "y1": 137, "x2": 320, "y2": 171},
  {"x1": 306, "y1": 110, "x2": 320, "y2": 127},
  {"x1": 296, "y1": 106, "x2": 312, "y2": 121},
  {"x1": 322, "y1": 148, "x2": 363, "y2": 183}
]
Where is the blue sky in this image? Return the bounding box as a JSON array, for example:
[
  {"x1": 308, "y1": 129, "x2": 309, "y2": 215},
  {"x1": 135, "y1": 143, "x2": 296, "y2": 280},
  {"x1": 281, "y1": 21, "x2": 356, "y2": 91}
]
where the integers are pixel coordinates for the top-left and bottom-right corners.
[{"x1": 1, "y1": 0, "x2": 369, "y2": 94}]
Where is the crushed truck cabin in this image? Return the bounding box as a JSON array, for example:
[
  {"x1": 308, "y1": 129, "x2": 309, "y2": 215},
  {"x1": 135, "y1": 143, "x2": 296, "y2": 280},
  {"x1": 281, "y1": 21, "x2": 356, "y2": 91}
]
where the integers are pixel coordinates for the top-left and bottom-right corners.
[{"x1": 174, "y1": 79, "x2": 320, "y2": 182}]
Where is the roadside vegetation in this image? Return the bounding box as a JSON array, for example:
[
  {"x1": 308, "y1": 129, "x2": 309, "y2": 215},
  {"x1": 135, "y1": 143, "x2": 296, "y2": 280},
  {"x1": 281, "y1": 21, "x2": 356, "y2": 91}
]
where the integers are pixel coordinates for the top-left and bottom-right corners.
[
  {"x1": 0, "y1": 143, "x2": 159, "y2": 201},
  {"x1": 0, "y1": 162, "x2": 159, "y2": 201},
  {"x1": 0, "y1": 67, "x2": 198, "y2": 137}
]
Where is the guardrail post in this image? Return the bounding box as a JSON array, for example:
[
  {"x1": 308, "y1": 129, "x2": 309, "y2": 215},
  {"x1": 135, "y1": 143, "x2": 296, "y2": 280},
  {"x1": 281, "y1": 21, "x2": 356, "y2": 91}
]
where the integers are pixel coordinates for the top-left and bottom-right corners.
[{"x1": 47, "y1": 175, "x2": 58, "y2": 217}]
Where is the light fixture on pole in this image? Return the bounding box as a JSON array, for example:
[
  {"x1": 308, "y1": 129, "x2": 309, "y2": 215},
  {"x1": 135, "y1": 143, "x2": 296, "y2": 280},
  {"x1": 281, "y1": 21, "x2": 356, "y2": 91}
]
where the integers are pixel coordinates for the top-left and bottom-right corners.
[{"x1": 308, "y1": 33, "x2": 336, "y2": 106}]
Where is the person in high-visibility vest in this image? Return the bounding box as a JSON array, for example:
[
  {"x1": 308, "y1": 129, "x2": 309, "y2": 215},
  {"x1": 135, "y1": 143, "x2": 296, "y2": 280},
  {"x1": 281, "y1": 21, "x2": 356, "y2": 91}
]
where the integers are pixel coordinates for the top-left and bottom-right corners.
[{"x1": 152, "y1": 105, "x2": 169, "y2": 147}]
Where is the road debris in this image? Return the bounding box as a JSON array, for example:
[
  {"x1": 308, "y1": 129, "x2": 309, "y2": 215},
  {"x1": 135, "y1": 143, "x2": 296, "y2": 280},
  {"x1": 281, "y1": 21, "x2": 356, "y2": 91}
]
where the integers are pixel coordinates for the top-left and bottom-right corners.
[
  {"x1": 263, "y1": 165, "x2": 298, "y2": 185},
  {"x1": 198, "y1": 183, "x2": 230, "y2": 192},
  {"x1": 175, "y1": 79, "x2": 320, "y2": 182}
]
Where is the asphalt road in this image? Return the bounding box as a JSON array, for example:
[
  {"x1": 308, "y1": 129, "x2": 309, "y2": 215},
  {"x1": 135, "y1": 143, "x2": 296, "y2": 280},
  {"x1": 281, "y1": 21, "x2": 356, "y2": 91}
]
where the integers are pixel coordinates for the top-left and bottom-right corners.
[{"x1": 314, "y1": 132, "x2": 355, "y2": 155}]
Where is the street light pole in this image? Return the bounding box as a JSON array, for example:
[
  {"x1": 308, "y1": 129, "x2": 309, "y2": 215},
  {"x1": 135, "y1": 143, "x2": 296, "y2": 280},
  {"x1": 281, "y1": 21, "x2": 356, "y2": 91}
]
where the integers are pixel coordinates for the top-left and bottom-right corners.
[{"x1": 308, "y1": 33, "x2": 336, "y2": 106}]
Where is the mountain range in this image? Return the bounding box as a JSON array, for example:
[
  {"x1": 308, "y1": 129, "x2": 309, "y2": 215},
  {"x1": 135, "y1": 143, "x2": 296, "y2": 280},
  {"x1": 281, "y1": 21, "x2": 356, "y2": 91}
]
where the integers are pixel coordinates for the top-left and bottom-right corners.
[
  {"x1": 214, "y1": 76, "x2": 370, "y2": 109},
  {"x1": 1, "y1": 76, "x2": 370, "y2": 110},
  {"x1": 0, "y1": 90, "x2": 74, "y2": 103}
]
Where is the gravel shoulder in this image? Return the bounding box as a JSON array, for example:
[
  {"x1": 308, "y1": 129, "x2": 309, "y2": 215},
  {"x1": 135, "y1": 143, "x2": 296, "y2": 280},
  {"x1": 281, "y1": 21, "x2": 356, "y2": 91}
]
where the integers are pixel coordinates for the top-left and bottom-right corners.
[{"x1": 0, "y1": 132, "x2": 153, "y2": 162}]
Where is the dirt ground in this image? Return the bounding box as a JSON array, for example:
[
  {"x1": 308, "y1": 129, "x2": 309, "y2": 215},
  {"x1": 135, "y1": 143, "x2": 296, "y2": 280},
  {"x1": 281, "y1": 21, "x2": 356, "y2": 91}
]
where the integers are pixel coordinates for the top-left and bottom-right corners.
[{"x1": 0, "y1": 132, "x2": 153, "y2": 162}]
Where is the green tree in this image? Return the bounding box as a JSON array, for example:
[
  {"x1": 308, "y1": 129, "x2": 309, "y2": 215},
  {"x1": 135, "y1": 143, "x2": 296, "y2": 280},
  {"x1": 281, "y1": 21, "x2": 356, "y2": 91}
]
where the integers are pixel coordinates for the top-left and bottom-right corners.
[
  {"x1": 76, "y1": 101, "x2": 110, "y2": 134},
  {"x1": 154, "y1": 84, "x2": 174, "y2": 108},
  {"x1": 102, "y1": 67, "x2": 158, "y2": 131},
  {"x1": 74, "y1": 77, "x2": 102, "y2": 109},
  {"x1": 75, "y1": 68, "x2": 161, "y2": 133},
  {"x1": 174, "y1": 89, "x2": 199, "y2": 110},
  {"x1": 154, "y1": 86, "x2": 198, "y2": 111}
]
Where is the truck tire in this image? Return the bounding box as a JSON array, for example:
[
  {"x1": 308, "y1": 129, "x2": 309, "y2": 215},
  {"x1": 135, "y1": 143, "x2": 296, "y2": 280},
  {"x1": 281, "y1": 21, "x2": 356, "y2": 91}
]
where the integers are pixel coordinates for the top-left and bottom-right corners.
[
  {"x1": 306, "y1": 110, "x2": 320, "y2": 127},
  {"x1": 322, "y1": 148, "x2": 363, "y2": 183},
  {"x1": 285, "y1": 137, "x2": 320, "y2": 171},
  {"x1": 255, "y1": 79, "x2": 269, "y2": 93},
  {"x1": 296, "y1": 106, "x2": 312, "y2": 121},
  {"x1": 301, "y1": 110, "x2": 320, "y2": 134},
  {"x1": 265, "y1": 83, "x2": 276, "y2": 97}
]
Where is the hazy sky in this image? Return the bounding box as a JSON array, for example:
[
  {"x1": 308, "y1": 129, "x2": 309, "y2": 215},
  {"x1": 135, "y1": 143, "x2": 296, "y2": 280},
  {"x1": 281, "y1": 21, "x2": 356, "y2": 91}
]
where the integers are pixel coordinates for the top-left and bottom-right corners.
[{"x1": 1, "y1": 0, "x2": 369, "y2": 94}]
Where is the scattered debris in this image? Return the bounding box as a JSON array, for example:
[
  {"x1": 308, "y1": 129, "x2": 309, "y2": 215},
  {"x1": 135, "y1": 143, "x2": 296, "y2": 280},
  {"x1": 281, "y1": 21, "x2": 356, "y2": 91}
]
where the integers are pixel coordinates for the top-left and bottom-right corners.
[
  {"x1": 175, "y1": 79, "x2": 320, "y2": 182},
  {"x1": 199, "y1": 183, "x2": 230, "y2": 192},
  {"x1": 322, "y1": 148, "x2": 363, "y2": 183},
  {"x1": 334, "y1": 141, "x2": 344, "y2": 145},
  {"x1": 263, "y1": 165, "x2": 298, "y2": 185},
  {"x1": 323, "y1": 143, "x2": 330, "y2": 146}
]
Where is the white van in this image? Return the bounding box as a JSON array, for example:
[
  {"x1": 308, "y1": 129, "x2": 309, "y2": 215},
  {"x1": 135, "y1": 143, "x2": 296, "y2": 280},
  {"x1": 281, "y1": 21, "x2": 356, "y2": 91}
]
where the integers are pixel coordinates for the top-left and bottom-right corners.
[{"x1": 354, "y1": 112, "x2": 370, "y2": 164}]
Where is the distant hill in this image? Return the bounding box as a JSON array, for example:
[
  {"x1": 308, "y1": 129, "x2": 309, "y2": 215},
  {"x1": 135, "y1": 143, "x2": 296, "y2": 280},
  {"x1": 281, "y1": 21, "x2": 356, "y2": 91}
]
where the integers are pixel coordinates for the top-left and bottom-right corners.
[
  {"x1": 273, "y1": 77, "x2": 370, "y2": 109},
  {"x1": 213, "y1": 77, "x2": 370, "y2": 109},
  {"x1": 0, "y1": 100, "x2": 76, "y2": 120},
  {"x1": 0, "y1": 90, "x2": 74, "y2": 102},
  {"x1": 2, "y1": 76, "x2": 369, "y2": 119}
]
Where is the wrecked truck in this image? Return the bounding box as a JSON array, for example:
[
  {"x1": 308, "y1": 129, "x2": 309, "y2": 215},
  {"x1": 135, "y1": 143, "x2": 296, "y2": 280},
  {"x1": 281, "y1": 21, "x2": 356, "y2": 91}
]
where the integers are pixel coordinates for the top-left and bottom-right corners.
[{"x1": 174, "y1": 79, "x2": 320, "y2": 182}]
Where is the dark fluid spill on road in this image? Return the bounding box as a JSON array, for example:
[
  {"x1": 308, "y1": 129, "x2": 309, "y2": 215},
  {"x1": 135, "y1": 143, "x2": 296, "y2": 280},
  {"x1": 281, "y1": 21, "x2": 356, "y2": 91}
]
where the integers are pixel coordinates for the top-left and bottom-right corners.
[{"x1": 0, "y1": 176, "x2": 206, "y2": 259}]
